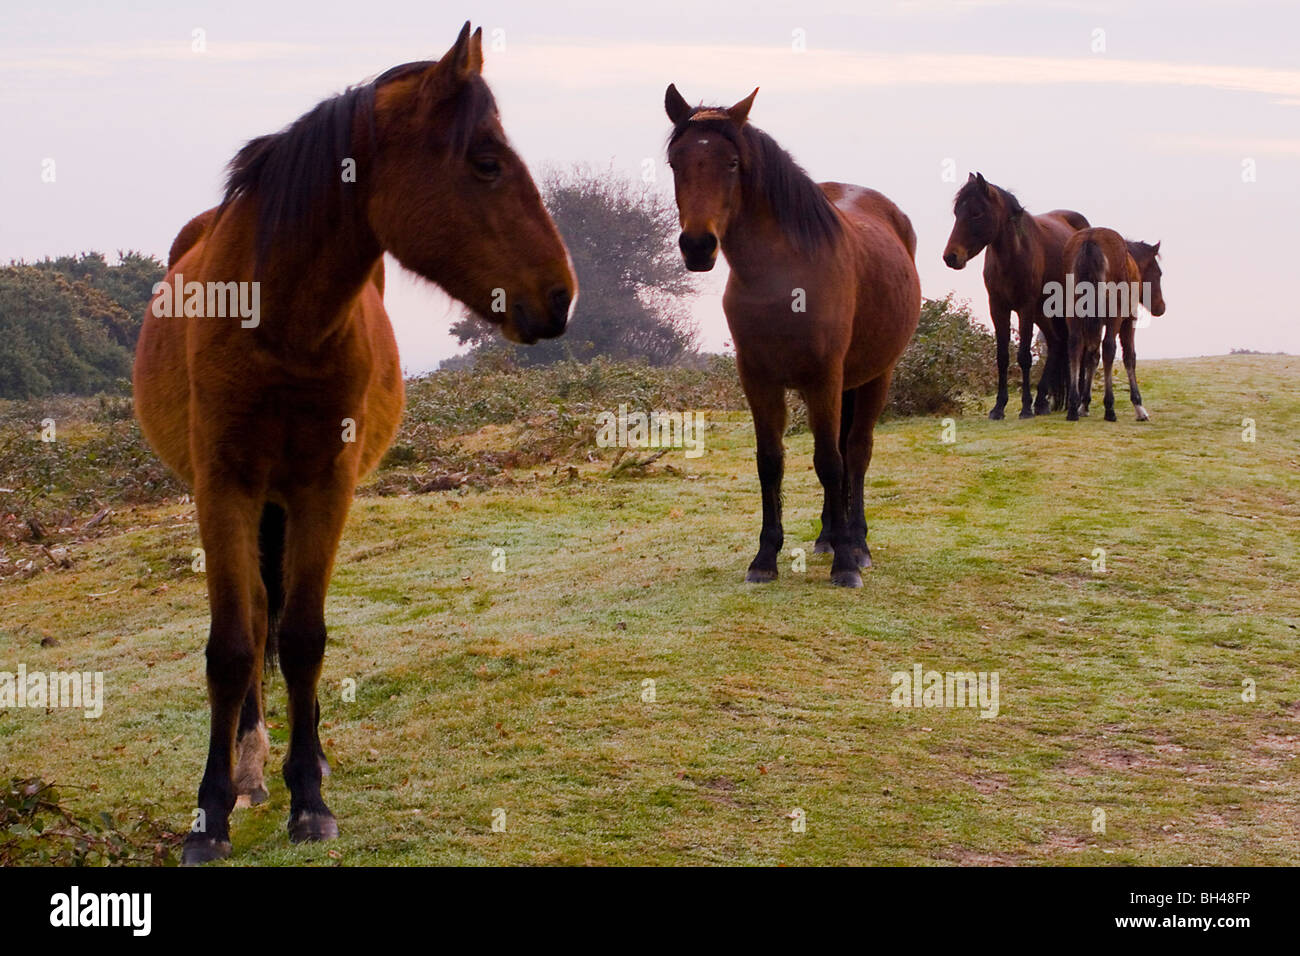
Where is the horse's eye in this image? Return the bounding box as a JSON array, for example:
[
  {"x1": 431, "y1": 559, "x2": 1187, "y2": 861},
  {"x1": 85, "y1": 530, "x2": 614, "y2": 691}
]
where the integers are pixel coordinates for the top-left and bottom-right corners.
[
  {"x1": 471, "y1": 155, "x2": 502, "y2": 181},
  {"x1": 728, "y1": 157, "x2": 739, "y2": 171}
]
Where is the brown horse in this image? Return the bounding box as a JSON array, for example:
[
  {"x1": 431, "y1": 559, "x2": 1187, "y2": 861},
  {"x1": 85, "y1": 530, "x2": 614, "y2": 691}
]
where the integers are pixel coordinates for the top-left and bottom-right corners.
[
  {"x1": 1061, "y1": 227, "x2": 1164, "y2": 421},
  {"x1": 942, "y1": 173, "x2": 1089, "y2": 419},
  {"x1": 665, "y1": 85, "x2": 920, "y2": 587},
  {"x1": 134, "y1": 23, "x2": 576, "y2": 863}
]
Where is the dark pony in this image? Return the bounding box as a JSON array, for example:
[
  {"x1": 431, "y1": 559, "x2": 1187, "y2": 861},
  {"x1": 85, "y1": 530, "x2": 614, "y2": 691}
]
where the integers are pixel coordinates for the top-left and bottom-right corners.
[
  {"x1": 665, "y1": 85, "x2": 920, "y2": 587},
  {"x1": 1062, "y1": 227, "x2": 1165, "y2": 421},
  {"x1": 943, "y1": 172, "x2": 1090, "y2": 419}
]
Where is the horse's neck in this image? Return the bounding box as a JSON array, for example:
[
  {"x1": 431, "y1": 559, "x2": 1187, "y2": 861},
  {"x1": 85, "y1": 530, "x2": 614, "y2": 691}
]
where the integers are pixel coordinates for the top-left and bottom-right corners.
[
  {"x1": 720, "y1": 202, "x2": 804, "y2": 289},
  {"x1": 990, "y1": 212, "x2": 1041, "y2": 290},
  {"x1": 250, "y1": 209, "x2": 382, "y2": 352}
]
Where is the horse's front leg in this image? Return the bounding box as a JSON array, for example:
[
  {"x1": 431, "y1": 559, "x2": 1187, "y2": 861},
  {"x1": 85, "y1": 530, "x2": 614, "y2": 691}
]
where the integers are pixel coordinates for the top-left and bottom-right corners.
[
  {"x1": 1016, "y1": 313, "x2": 1037, "y2": 419},
  {"x1": 279, "y1": 474, "x2": 355, "y2": 844},
  {"x1": 183, "y1": 483, "x2": 266, "y2": 865},
  {"x1": 741, "y1": 377, "x2": 787, "y2": 583},
  {"x1": 815, "y1": 388, "x2": 854, "y2": 556}
]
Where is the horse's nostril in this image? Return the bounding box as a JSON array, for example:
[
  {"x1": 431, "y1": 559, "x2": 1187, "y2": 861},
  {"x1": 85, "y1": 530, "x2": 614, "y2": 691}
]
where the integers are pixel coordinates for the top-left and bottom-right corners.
[
  {"x1": 943, "y1": 252, "x2": 958, "y2": 267},
  {"x1": 679, "y1": 232, "x2": 718, "y2": 260},
  {"x1": 547, "y1": 286, "x2": 572, "y2": 324}
]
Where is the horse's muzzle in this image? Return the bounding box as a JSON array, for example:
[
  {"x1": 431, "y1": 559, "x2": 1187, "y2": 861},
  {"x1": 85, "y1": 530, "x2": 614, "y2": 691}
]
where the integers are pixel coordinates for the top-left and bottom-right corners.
[
  {"x1": 679, "y1": 231, "x2": 718, "y2": 272},
  {"x1": 510, "y1": 289, "x2": 570, "y2": 345},
  {"x1": 943, "y1": 250, "x2": 966, "y2": 270}
]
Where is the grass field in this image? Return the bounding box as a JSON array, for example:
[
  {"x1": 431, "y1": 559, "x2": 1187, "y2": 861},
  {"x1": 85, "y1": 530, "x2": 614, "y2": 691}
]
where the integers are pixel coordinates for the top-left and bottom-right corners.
[{"x1": 1, "y1": 354, "x2": 1297, "y2": 865}]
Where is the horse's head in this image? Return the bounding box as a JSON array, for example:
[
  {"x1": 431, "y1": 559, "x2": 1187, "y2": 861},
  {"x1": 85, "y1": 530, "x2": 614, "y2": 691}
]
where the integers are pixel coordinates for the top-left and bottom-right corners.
[
  {"x1": 1128, "y1": 239, "x2": 1165, "y2": 316},
  {"x1": 944, "y1": 172, "x2": 1015, "y2": 270},
  {"x1": 664, "y1": 84, "x2": 759, "y2": 272},
  {"x1": 367, "y1": 23, "x2": 576, "y2": 344}
]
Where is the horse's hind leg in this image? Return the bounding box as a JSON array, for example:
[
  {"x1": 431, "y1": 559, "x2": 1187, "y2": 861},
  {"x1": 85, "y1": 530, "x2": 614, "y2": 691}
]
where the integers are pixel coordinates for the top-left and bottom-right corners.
[
  {"x1": 843, "y1": 372, "x2": 892, "y2": 569},
  {"x1": 1119, "y1": 320, "x2": 1150, "y2": 421},
  {"x1": 1066, "y1": 325, "x2": 1085, "y2": 421},
  {"x1": 740, "y1": 374, "x2": 787, "y2": 583},
  {"x1": 803, "y1": 380, "x2": 859, "y2": 588},
  {"x1": 1034, "y1": 322, "x2": 1062, "y2": 415},
  {"x1": 815, "y1": 389, "x2": 855, "y2": 555},
  {"x1": 1080, "y1": 343, "x2": 1098, "y2": 416},
  {"x1": 234, "y1": 502, "x2": 286, "y2": 807},
  {"x1": 1016, "y1": 314, "x2": 1037, "y2": 419},
  {"x1": 279, "y1": 479, "x2": 353, "y2": 843},
  {"x1": 1101, "y1": 329, "x2": 1119, "y2": 422},
  {"x1": 183, "y1": 485, "x2": 266, "y2": 865}
]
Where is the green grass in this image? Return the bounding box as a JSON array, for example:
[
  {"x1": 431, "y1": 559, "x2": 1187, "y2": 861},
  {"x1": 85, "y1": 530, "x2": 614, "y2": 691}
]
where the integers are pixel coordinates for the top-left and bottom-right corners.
[{"x1": 1, "y1": 355, "x2": 1297, "y2": 865}]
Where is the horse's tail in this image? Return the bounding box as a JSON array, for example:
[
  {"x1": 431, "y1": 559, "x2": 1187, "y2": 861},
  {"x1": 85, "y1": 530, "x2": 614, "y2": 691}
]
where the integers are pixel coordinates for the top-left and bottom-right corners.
[
  {"x1": 258, "y1": 503, "x2": 286, "y2": 669},
  {"x1": 1073, "y1": 238, "x2": 1108, "y2": 339}
]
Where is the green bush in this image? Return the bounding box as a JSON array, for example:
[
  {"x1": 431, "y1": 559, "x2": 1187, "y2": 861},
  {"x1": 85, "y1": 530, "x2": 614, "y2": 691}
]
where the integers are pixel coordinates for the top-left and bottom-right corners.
[{"x1": 887, "y1": 295, "x2": 997, "y2": 417}]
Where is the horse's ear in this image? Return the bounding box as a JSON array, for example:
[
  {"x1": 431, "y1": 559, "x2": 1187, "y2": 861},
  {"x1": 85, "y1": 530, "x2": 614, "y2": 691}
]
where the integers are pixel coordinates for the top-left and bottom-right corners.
[
  {"x1": 665, "y1": 84, "x2": 691, "y2": 125},
  {"x1": 975, "y1": 171, "x2": 987, "y2": 187},
  {"x1": 436, "y1": 21, "x2": 478, "y2": 82},
  {"x1": 727, "y1": 87, "x2": 759, "y2": 126},
  {"x1": 1153, "y1": 240, "x2": 1161, "y2": 255},
  {"x1": 967, "y1": 172, "x2": 977, "y2": 183},
  {"x1": 467, "y1": 26, "x2": 484, "y2": 74}
]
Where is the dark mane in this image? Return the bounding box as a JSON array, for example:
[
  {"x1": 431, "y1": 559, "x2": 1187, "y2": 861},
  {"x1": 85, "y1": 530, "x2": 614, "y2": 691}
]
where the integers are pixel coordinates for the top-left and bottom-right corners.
[
  {"x1": 954, "y1": 177, "x2": 1025, "y2": 219},
  {"x1": 669, "y1": 109, "x2": 841, "y2": 254},
  {"x1": 1127, "y1": 239, "x2": 1159, "y2": 261},
  {"x1": 220, "y1": 60, "x2": 496, "y2": 273}
]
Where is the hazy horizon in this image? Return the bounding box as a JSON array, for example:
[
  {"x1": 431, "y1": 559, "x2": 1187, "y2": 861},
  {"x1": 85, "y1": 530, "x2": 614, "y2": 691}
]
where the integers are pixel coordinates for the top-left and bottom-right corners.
[{"x1": 4, "y1": 0, "x2": 1297, "y2": 374}]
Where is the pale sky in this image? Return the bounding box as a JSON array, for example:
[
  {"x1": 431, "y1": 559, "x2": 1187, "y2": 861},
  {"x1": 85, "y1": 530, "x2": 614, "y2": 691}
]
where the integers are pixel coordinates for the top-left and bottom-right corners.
[{"x1": 3, "y1": 1, "x2": 1297, "y2": 373}]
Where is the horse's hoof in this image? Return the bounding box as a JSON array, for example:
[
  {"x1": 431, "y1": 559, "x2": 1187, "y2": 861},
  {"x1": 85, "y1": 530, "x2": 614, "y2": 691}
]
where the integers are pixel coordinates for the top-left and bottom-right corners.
[
  {"x1": 745, "y1": 567, "x2": 778, "y2": 583},
  {"x1": 830, "y1": 569, "x2": 863, "y2": 588},
  {"x1": 1019, "y1": 409, "x2": 1035, "y2": 420},
  {"x1": 1079, "y1": 407, "x2": 1090, "y2": 417},
  {"x1": 988, "y1": 407, "x2": 1005, "y2": 421},
  {"x1": 288, "y1": 810, "x2": 339, "y2": 844},
  {"x1": 235, "y1": 785, "x2": 269, "y2": 808},
  {"x1": 1066, "y1": 411, "x2": 1079, "y2": 421},
  {"x1": 1104, "y1": 410, "x2": 1118, "y2": 422},
  {"x1": 1034, "y1": 404, "x2": 1050, "y2": 416},
  {"x1": 181, "y1": 834, "x2": 232, "y2": 866},
  {"x1": 812, "y1": 539, "x2": 833, "y2": 555},
  {"x1": 1135, "y1": 406, "x2": 1150, "y2": 421}
]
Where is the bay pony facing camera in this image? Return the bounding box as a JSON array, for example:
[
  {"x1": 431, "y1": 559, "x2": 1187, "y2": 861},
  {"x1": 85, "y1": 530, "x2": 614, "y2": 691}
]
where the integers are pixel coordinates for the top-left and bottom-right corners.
[
  {"x1": 133, "y1": 22, "x2": 575, "y2": 864},
  {"x1": 664, "y1": 84, "x2": 920, "y2": 588}
]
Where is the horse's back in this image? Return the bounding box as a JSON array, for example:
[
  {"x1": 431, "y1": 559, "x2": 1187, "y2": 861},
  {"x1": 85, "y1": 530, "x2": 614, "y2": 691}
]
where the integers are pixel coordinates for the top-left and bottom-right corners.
[
  {"x1": 819, "y1": 182, "x2": 921, "y2": 385},
  {"x1": 1045, "y1": 209, "x2": 1090, "y2": 233},
  {"x1": 821, "y1": 182, "x2": 917, "y2": 259},
  {"x1": 1064, "y1": 226, "x2": 1131, "y2": 283}
]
